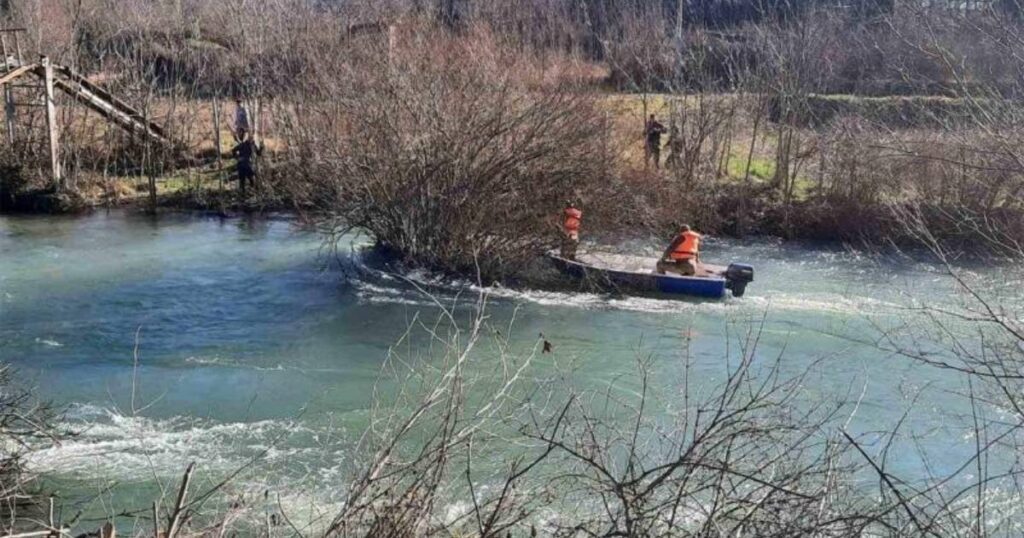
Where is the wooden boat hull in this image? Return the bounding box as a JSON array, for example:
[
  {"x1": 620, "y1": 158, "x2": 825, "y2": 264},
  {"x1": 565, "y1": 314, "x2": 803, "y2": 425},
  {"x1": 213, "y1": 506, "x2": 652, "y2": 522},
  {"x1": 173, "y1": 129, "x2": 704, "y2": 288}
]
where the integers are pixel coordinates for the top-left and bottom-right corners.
[{"x1": 550, "y1": 252, "x2": 731, "y2": 299}]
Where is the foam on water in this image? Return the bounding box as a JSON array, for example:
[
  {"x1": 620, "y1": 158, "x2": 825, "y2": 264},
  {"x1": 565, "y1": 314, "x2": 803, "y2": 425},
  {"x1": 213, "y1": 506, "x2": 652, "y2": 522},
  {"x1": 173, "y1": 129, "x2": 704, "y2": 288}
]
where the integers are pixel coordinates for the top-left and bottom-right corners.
[
  {"x1": 352, "y1": 263, "x2": 905, "y2": 318},
  {"x1": 183, "y1": 355, "x2": 350, "y2": 374},
  {"x1": 28, "y1": 404, "x2": 321, "y2": 481},
  {"x1": 24, "y1": 406, "x2": 362, "y2": 535},
  {"x1": 184, "y1": 355, "x2": 287, "y2": 372}
]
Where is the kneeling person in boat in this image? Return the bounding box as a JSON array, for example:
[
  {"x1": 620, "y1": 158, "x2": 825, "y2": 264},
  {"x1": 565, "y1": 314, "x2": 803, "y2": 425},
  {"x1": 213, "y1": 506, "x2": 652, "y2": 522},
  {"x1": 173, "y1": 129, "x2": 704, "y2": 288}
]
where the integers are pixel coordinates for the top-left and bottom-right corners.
[
  {"x1": 657, "y1": 224, "x2": 702, "y2": 276},
  {"x1": 561, "y1": 201, "x2": 582, "y2": 260}
]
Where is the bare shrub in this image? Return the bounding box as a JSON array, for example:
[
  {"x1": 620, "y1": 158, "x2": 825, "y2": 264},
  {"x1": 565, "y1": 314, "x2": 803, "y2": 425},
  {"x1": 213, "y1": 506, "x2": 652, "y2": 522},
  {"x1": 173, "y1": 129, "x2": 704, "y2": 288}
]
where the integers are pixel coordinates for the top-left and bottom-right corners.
[
  {"x1": 0, "y1": 366, "x2": 63, "y2": 535},
  {"x1": 849, "y1": 205, "x2": 1024, "y2": 536},
  {"x1": 282, "y1": 23, "x2": 613, "y2": 281},
  {"x1": 323, "y1": 296, "x2": 548, "y2": 537},
  {"x1": 524, "y1": 329, "x2": 872, "y2": 537},
  {"x1": 318, "y1": 292, "x2": 879, "y2": 537}
]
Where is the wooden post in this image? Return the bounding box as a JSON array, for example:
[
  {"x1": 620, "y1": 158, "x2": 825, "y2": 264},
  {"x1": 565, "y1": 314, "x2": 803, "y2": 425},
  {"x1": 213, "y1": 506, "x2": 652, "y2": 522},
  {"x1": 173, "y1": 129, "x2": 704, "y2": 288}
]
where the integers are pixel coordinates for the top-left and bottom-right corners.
[
  {"x1": 41, "y1": 56, "x2": 62, "y2": 190},
  {"x1": 212, "y1": 97, "x2": 223, "y2": 189},
  {"x1": 3, "y1": 80, "x2": 14, "y2": 145},
  {"x1": 388, "y1": 24, "x2": 398, "y2": 66},
  {"x1": 251, "y1": 97, "x2": 260, "y2": 146},
  {"x1": 251, "y1": 97, "x2": 260, "y2": 191},
  {"x1": 15, "y1": 31, "x2": 24, "y2": 66},
  {"x1": 2, "y1": 34, "x2": 13, "y2": 145},
  {"x1": 675, "y1": 0, "x2": 684, "y2": 41}
]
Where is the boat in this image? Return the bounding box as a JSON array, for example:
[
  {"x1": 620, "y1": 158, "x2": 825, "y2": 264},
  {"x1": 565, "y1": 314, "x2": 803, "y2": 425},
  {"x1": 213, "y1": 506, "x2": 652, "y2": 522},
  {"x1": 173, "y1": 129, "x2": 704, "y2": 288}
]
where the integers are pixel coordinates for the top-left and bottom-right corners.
[{"x1": 549, "y1": 251, "x2": 754, "y2": 299}]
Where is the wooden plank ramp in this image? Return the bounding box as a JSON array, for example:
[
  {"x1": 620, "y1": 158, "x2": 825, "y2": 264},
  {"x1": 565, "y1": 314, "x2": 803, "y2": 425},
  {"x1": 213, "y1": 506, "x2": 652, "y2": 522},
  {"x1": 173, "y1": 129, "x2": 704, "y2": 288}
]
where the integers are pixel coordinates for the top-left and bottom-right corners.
[
  {"x1": 0, "y1": 63, "x2": 36, "y2": 85},
  {"x1": 1, "y1": 57, "x2": 172, "y2": 147},
  {"x1": 54, "y1": 66, "x2": 169, "y2": 140},
  {"x1": 50, "y1": 73, "x2": 170, "y2": 145}
]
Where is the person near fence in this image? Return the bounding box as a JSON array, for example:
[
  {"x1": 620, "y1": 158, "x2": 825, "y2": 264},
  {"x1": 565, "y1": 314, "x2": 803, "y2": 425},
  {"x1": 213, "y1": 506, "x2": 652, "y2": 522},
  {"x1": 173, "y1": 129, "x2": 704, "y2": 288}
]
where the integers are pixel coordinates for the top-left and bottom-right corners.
[
  {"x1": 644, "y1": 114, "x2": 667, "y2": 170},
  {"x1": 231, "y1": 135, "x2": 262, "y2": 196},
  {"x1": 665, "y1": 124, "x2": 683, "y2": 170},
  {"x1": 233, "y1": 98, "x2": 250, "y2": 142}
]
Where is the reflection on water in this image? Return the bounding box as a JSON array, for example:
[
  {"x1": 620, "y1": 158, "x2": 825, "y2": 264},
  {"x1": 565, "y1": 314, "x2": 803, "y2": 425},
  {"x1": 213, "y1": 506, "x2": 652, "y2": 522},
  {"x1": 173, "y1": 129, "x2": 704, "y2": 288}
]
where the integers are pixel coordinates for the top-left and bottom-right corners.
[{"x1": 1, "y1": 210, "x2": 1021, "y2": 523}]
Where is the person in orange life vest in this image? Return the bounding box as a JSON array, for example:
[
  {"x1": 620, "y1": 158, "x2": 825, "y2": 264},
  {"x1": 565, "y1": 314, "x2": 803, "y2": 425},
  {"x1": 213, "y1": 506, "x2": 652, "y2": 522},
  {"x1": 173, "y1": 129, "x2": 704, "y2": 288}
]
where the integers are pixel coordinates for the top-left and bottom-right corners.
[
  {"x1": 656, "y1": 224, "x2": 702, "y2": 276},
  {"x1": 561, "y1": 201, "x2": 582, "y2": 260}
]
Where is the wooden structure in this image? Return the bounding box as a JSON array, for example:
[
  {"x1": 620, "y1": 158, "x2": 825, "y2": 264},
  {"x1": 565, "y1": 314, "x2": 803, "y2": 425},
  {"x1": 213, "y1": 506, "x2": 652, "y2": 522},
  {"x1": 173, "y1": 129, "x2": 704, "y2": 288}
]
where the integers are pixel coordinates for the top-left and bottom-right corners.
[
  {"x1": 2, "y1": 27, "x2": 25, "y2": 147},
  {"x1": 1, "y1": 28, "x2": 173, "y2": 190}
]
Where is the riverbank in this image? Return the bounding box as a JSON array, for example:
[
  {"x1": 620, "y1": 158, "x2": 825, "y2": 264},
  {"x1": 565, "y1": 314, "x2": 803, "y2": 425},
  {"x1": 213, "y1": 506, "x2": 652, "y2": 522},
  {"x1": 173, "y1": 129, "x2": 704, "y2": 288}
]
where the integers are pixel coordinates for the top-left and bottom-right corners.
[
  {"x1": 3, "y1": 84, "x2": 1021, "y2": 265},
  {"x1": 1, "y1": 173, "x2": 293, "y2": 215},
  {"x1": 3, "y1": 168, "x2": 1015, "y2": 265}
]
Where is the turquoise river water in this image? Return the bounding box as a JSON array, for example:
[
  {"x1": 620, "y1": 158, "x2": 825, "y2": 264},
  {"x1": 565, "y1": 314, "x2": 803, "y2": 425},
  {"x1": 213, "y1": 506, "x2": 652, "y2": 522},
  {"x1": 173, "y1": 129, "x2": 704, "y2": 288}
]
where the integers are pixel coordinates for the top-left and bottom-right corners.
[{"x1": 1, "y1": 210, "x2": 1022, "y2": 529}]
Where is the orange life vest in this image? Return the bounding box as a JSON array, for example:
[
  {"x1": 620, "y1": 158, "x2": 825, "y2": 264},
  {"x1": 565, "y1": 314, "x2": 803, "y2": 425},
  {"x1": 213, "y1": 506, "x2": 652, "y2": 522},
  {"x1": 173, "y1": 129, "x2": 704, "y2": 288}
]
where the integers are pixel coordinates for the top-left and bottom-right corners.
[
  {"x1": 563, "y1": 207, "x2": 582, "y2": 235},
  {"x1": 670, "y1": 230, "x2": 701, "y2": 261}
]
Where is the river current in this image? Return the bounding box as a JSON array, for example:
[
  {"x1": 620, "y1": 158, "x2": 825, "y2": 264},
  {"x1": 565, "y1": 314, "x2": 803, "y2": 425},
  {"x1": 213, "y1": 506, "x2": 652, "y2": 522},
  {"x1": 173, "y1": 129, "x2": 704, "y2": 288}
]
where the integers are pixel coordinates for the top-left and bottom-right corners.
[{"x1": 1, "y1": 210, "x2": 1022, "y2": 528}]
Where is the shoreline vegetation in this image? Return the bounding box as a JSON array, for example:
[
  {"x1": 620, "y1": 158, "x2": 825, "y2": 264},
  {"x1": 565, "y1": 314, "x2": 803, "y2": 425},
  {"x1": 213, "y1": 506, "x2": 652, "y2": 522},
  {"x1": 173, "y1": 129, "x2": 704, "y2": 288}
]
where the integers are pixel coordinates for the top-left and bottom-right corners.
[
  {"x1": 4, "y1": 88, "x2": 1018, "y2": 263},
  {"x1": 2, "y1": 6, "x2": 1023, "y2": 272},
  {"x1": 4, "y1": 1, "x2": 1024, "y2": 536}
]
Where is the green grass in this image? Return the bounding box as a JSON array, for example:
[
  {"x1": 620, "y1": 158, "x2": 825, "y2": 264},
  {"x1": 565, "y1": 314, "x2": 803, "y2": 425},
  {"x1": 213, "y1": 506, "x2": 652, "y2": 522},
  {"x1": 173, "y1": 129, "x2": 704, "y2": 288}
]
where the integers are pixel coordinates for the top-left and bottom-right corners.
[
  {"x1": 723, "y1": 152, "x2": 819, "y2": 201},
  {"x1": 726, "y1": 153, "x2": 776, "y2": 182}
]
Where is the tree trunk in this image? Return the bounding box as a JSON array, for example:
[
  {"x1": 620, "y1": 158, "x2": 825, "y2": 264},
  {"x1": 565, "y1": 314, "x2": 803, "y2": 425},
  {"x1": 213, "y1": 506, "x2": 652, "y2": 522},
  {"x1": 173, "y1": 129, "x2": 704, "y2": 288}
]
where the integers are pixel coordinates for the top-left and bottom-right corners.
[
  {"x1": 773, "y1": 124, "x2": 792, "y2": 191},
  {"x1": 675, "y1": 0, "x2": 684, "y2": 41},
  {"x1": 148, "y1": 171, "x2": 157, "y2": 214}
]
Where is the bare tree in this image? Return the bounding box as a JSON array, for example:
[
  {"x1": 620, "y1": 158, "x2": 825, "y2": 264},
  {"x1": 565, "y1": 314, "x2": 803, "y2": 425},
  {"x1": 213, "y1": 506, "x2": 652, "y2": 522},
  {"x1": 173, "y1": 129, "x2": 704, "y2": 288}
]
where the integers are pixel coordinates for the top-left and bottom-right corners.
[{"x1": 281, "y1": 21, "x2": 612, "y2": 281}]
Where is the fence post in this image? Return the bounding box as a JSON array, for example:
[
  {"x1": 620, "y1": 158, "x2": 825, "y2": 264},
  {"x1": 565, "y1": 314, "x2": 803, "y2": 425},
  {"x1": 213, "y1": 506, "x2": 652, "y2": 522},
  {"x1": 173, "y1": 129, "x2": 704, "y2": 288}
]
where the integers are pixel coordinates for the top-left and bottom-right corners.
[
  {"x1": 3, "y1": 77, "x2": 13, "y2": 146},
  {"x1": 212, "y1": 97, "x2": 223, "y2": 190},
  {"x1": 41, "y1": 56, "x2": 62, "y2": 190},
  {"x1": 2, "y1": 33, "x2": 14, "y2": 145}
]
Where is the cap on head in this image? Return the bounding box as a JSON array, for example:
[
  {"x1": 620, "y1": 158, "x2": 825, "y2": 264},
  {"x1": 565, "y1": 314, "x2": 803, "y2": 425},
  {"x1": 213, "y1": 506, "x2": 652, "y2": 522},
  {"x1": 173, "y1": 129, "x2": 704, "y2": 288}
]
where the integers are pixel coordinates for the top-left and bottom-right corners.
[{"x1": 680, "y1": 224, "x2": 691, "y2": 232}]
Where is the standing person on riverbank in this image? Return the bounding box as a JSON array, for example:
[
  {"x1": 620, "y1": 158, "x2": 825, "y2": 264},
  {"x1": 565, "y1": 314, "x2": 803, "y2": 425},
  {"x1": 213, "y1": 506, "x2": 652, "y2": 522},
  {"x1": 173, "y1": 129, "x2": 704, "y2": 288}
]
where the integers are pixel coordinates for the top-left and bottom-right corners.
[
  {"x1": 561, "y1": 201, "x2": 582, "y2": 260},
  {"x1": 657, "y1": 224, "x2": 701, "y2": 276},
  {"x1": 665, "y1": 124, "x2": 683, "y2": 170},
  {"x1": 231, "y1": 136, "x2": 261, "y2": 197},
  {"x1": 233, "y1": 98, "x2": 250, "y2": 143},
  {"x1": 644, "y1": 114, "x2": 666, "y2": 170}
]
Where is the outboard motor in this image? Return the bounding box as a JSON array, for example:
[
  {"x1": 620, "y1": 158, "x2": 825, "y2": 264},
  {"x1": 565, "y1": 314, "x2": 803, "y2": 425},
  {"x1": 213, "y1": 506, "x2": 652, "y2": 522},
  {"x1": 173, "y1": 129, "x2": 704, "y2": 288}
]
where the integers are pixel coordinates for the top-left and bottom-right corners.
[{"x1": 724, "y1": 263, "x2": 754, "y2": 297}]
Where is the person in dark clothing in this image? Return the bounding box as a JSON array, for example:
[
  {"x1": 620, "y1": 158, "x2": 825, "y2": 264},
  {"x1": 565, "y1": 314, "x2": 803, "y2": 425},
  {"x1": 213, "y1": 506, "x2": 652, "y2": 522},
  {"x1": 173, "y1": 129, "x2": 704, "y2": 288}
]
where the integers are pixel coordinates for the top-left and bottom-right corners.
[
  {"x1": 665, "y1": 124, "x2": 683, "y2": 170},
  {"x1": 644, "y1": 114, "x2": 667, "y2": 170},
  {"x1": 233, "y1": 97, "x2": 250, "y2": 143},
  {"x1": 231, "y1": 136, "x2": 262, "y2": 196}
]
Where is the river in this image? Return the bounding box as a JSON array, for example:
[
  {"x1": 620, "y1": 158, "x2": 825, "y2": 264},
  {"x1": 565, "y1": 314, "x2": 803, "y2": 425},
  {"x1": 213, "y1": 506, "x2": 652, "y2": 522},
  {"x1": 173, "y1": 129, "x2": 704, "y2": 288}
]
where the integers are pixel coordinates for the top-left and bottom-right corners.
[{"x1": 1, "y1": 210, "x2": 1021, "y2": 529}]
